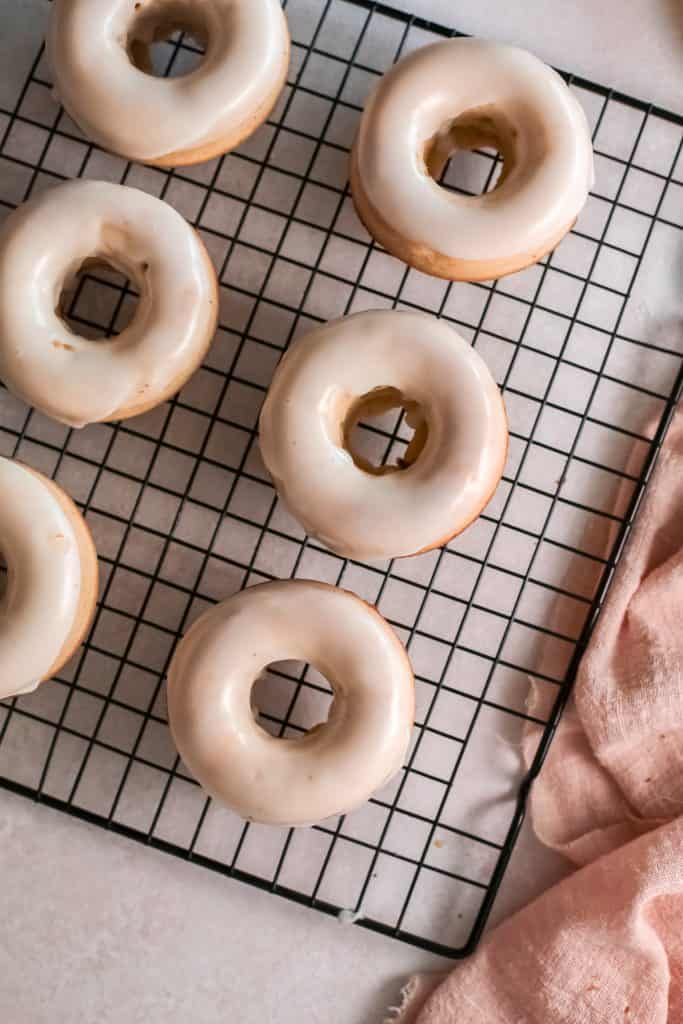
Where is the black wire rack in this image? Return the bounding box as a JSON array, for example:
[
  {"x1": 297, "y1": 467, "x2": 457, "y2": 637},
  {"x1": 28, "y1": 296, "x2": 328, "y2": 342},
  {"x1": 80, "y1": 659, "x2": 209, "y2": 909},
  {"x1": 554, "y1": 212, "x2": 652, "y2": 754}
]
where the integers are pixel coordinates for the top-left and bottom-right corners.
[{"x1": 1, "y1": 0, "x2": 682, "y2": 959}]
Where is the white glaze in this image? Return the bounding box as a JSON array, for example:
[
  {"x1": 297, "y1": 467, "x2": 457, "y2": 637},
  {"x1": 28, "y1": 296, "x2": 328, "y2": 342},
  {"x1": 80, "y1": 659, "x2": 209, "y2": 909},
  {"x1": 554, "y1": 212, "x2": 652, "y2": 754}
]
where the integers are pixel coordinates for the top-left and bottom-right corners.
[
  {"x1": 259, "y1": 310, "x2": 508, "y2": 560},
  {"x1": 355, "y1": 38, "x2": 594, "y2": 263},
  {"x1": 0, "y1": 459, "x2": 91, "y2": 699},
  {"x1": 167, "y1": 580, "x2": 415, "y2": 826},
  {"x1": 47, "y1": 0, "x2": 289, "y2": 164},
  {"x1": 0, "y1": 180, "x2": 218, "y2": 428}
]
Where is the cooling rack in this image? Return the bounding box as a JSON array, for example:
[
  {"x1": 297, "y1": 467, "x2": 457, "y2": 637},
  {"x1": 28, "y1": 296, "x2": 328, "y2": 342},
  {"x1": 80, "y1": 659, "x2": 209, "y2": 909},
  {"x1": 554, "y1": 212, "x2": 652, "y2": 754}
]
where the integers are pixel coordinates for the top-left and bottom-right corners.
[{"x1": 0, "y1": 0, "x2": 682, "y2": 959}]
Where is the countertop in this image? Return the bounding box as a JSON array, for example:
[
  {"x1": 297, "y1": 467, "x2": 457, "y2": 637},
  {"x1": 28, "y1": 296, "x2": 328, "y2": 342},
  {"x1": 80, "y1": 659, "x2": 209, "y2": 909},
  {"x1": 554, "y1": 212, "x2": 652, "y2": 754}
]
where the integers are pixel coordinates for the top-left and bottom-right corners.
[{"x1": 0, "y1": 2, "x2": 680, "y2": 1022}]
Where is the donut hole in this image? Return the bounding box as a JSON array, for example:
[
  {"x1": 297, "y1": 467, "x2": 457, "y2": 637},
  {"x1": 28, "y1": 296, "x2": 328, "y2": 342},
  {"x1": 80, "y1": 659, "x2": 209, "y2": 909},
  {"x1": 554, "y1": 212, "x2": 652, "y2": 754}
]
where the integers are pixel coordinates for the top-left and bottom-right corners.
[
  {"x1": 127, "y1": 1, "x2": 208, "y2": 78},
  {"x1": 424, "y1": 105, "x2": 517, "y2": 196},
  {"x1": 343, "y1": 387, "x2": 428, "y2": 475},
  {"x1": 58, "y1": 258, "x2": 139, "y2": 341},
  {"x1": 252, "y1": 660, "x2": 335, "y2": 739},
  {"x1": 0, "y1": 550, "x2": 7, "y2": 606}
]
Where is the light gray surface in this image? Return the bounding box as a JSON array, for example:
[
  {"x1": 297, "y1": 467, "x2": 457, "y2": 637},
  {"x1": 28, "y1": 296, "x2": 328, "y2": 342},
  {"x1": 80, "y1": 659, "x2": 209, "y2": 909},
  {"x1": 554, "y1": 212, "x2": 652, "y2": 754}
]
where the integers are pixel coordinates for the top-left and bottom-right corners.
[
  {"x1": 0, "y1": 788, "x2": 571, "y2": 1024},
  {"x1": 389, "y1": 0, "x2": 683, "y2": 115},
  {"x1": 0, "y1": 790, "x2": 441, "y2": 1024},
  {"x1": 0, "y1": 2, "x2": 680, "y2": 1022}
]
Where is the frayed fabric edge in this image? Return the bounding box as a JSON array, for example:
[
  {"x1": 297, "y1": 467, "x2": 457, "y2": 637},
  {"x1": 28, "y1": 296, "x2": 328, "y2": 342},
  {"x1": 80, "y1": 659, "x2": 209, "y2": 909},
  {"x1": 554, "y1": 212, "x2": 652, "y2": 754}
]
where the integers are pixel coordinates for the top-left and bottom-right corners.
[{"x1": 383, "y1": 973, "x2": 446, "y2": 1024}]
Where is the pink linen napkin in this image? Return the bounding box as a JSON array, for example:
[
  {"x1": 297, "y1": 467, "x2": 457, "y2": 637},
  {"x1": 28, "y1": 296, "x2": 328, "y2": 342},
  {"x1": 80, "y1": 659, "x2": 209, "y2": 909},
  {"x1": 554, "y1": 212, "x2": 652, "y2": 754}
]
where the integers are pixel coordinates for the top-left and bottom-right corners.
[{"x1": 386, "y1": 406, "x2": 683, "y2": 1024}]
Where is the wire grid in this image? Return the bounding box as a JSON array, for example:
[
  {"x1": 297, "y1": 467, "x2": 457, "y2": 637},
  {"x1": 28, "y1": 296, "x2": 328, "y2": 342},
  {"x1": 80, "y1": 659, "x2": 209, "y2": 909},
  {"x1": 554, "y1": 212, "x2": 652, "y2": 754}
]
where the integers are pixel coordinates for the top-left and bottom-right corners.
[{"x1": 0, "y1": 0, "x2": 682, "y2": 958}]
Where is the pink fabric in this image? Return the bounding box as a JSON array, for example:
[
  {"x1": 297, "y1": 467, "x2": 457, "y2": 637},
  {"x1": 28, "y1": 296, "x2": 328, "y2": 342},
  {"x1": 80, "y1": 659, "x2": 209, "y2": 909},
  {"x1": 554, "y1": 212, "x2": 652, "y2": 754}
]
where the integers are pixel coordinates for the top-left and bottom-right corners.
[{"x1": 388, "y1": 408, "x2": 683, "y2": 1024}]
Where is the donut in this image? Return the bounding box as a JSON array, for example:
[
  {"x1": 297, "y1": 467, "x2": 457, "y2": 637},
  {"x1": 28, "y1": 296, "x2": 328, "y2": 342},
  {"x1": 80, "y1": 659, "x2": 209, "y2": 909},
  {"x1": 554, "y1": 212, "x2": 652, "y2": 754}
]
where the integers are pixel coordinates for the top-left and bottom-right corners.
[
  {"x1": 0, "y1": 458, "x2": 99, "y2": 700},
  {"x1": 167, "y1": 580, "x2": 415, "y2": 826},
  {"x1": 47, "y1": 0, "x2": 290, "y2": 167},
  {"x1": 0, "y1": 180, "x2": 218, "y2": 428},
  {"x1": 351, "y1": 38, "x2": 594, "y2": 282},
  {"x1": 259, "y1": 309, "x2": 508, "y2": 561}
]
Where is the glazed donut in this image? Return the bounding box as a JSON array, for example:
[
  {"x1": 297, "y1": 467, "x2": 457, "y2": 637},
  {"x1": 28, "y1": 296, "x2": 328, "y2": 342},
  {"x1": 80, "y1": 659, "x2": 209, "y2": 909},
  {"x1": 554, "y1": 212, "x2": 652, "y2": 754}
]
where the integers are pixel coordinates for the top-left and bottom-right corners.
[
  {"x1": 351, "y1": 38, "x2": 594, "y2": 282},
  {"x1": 0, "y1": 180, "x2": 218, "y2": 428},
  {"x1": 259, "y1": 310, "x2": 508, "y2": 561},
  {"x1": 47, "y1": 0, "x2": 290, "y2": 167},
  {"x1": 167, "y1": 580, "x2": 415, "y2": 826},
  {"x1": 0, "y1": 458, "x2": 99, "y2": 700}
]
